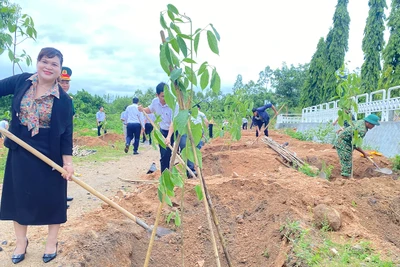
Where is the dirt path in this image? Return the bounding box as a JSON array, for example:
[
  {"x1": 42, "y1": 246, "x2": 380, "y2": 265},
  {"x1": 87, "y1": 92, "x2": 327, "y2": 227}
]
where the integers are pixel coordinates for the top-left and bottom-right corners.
[{"x1": 0, "y1": 141, "x2": 159, "y2": 267}]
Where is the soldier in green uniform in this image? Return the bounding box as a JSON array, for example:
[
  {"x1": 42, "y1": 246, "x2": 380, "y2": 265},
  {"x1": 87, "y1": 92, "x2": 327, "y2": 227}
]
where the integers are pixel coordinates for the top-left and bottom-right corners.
[
  {"x1": 59, "y1": 67, "x2": 74, "y2": 205},
  {"x1": 335, "y1": 114, "x2": 380, "y2": 178}
]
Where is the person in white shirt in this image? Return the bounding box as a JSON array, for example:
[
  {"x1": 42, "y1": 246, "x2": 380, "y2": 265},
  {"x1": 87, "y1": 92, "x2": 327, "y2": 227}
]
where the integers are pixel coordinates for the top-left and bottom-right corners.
[
  {"x1": 96, "y1": 106, "x2": 106, "y2": 136},
  {"x1": 139, "y1": 82, "x2": 179, "y2": 172},
  {"x1": 0, "y1": 118, "x2": 9, "y2": 139},
  {"x1": 120, "y1": 106, "x2": 128, "y2": 141},
  {"x1": 123, "y1": 97, "x2": 145, "y2": 155}
]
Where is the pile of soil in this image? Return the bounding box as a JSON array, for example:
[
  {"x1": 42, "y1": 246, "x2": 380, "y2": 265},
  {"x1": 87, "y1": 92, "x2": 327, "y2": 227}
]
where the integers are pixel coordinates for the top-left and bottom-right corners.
[
  {"x1": 1, "y1": 130, "x2": 399, "y2": 266},
  {"x1": 73, "y1": 133, "x2": 123, "y2": 147}
]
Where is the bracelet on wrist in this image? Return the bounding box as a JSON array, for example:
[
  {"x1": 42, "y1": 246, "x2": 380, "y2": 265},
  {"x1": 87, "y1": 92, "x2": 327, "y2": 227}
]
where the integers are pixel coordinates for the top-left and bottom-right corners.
[{"x1": 63, "y1": 162, "x2": 72, "y2": 166}]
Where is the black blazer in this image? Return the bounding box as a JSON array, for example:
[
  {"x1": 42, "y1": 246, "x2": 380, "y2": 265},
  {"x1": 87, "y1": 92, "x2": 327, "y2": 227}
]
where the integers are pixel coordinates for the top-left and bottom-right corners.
[{"x1": 0, "y1": 73, "x2": 73, "y2": 166}]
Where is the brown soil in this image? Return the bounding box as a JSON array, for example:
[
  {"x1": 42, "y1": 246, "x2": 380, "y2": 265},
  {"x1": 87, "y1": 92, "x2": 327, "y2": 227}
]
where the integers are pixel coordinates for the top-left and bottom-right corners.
[{"x1": 1, "y1": 130, "x2": 400, "y2": 267}]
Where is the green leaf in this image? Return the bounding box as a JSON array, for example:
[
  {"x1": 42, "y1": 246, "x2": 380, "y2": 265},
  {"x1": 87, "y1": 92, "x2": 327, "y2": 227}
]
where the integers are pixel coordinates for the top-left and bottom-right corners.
[
  {"x1": 167, "y1": 4, "x2": 179, "y2": 15},
  {"x1": 8, "y1": 49, "x2": 15, "y2": 61},
  {"x1": 195, "y1": 147, "x2": 202, "y2": 168},
  {"x1": 177, "y1": 36, "x2": 188, "y2": 58},
  {"x1": 170, "y1": 22, "x2": 181, "y2": 34},
  {"x1": 166, "y1": 212, "x2": 173, "y2": 224},
  {"x1": 7, "y1": 22, "x2": 16, "y2": 33},
  {"x1": 198, "y1": 62, "x2": 208, "y2": 75},
  {"x1": 161, "y1": 170, "x2": 174, "y2": 191},
  {"x1": 154, "y1": 130, "x2": 166, "y2": 149},
  {"x1": 170, "y1": 49, "x2": 180, "y2": 67},
  {"x1": 174, "y1": 110, "x2": 189, "y2": 135},
  {"x1": 174, "y1": 210, "x2": 181, "y2": 226},
  {"x1": 170, "y1": 68, "x2": 182, "y2": 82},
  {"x1": 160, "y1": 44, "x2": 171, "y2": 75},
  {"x1": 207, "y1": 30, "x2": 219, "y2": 55},
  {"x1": 210, "y1": 24, "x2": 220, "y2": 41},
  {"x1": 165, "y1": 195, "x2": 173, "y2": 206},
  {"x1": 160, "y1": 14, "x2": 168, "y2": 29},
  {"x1": 164, "y1": 83, "x2": 176, "y2": 110},
  {"x1": 185, "y1": 66, "x2": 197, "y2": 86},
  {"x1": 167, "y1": 10, "x2": 175, "y2": 21},
  {"x1": 194, "y1": 185, "x2": 204, "y2": 200},
  {"x1": 191, "y1": 106, "x2": 199, "y2": 118},
  {"x1": 210, "y1": 69, "x2": 221, "y2": 93},
  {"x1": 200, "y1": 69, "x2": 210, "y2": 90},
  {"x1": 171, "y1": 166, "x2": 184, "y2": 188},
  {"x1": 194, "y1": 33, "x2": 200, "y2": 55},
  {"x1": 178, "y1": 33, "x2": 192, "y2": 40},
  {"x1": 183, "y1": 58, "x2": 197, "y2": 64},
  {"x1": 170, "y1": 37, "x2": 180, "y2": 54},
  {"x1": 164, "y1": 44, "x2": 173, "y2": 66},
  {"x1": 191, "y1": 121, "x2": 203, "y2": 146},
  {"x1": 157, "y1": 185, "x2": 164, "y2": 202}
]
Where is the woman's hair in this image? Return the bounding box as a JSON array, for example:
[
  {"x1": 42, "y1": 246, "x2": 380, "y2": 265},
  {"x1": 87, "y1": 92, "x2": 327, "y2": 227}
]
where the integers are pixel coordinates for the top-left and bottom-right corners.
[{"x1": 37, "y1": 47, "x2": 63, "y2": 66}]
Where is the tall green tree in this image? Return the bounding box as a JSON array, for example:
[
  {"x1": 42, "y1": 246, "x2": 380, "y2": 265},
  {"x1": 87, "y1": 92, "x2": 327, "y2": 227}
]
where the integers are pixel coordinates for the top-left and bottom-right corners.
[
  {"x1": 233, "y1": 74, "x2": 243, "y2": 92},
  {"x1": 322, "y1": 0, "x2": 350, "y2": 102},
  {"x1": 300, "y1": 37, "x2": 327, "y2": 107},
  {"x1": 272, "y1": 62, "x2": 308, "y2": 108},
  {"x1": 360, "y1": 0, "x2": 387, "y2": 93},
  {"x1": 380, "y1": 0, "x2": 400, "y2": 90}
]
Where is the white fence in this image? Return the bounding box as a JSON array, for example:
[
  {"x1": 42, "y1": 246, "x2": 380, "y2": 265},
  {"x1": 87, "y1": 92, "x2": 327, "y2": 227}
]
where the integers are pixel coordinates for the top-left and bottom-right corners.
[{"x1": 277, "y1": 85, "x2": 400, "y2": 124}]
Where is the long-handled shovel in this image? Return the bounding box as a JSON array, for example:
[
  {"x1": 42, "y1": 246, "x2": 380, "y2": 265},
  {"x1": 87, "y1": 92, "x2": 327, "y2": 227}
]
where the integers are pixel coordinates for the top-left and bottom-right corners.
[
  {"x1": 0, "y1": 128, "x2": 173, "y2": 237},
  {"x1": 366, "y1": 156, "x2": 393, "y2": 175}
]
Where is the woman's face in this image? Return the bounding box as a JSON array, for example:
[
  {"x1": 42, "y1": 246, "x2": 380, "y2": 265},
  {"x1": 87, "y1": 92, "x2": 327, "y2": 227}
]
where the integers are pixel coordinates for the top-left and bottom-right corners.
[{"x1": 36, "y1": 56, "x2": 61, "y2": 83}]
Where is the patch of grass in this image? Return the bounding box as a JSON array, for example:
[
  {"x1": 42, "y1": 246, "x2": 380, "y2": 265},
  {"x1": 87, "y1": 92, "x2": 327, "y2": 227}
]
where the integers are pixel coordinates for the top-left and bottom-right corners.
[
  {"x1": 280, "y1": 220, "x2": 397, "y2": 266},
  {"x1": 391, "y1": 154, "x2": 400, "y2": 171},
  {"x1": 284, "y1": 128, "x2": 313, "y2": 141},
  {"x1": 299, "y1": 163, "x2": 319, "y2": 177},
  {"x1": 321, "y1": 161, "x2": 334, "y2": 180},
  {"x1": 73, "y1": 140, "x2": 127, "y2": 165}
]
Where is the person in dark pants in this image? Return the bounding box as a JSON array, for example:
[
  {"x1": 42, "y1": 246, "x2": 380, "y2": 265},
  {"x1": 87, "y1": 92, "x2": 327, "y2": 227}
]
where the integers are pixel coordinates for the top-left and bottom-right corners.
[
  {"x1": 208, "y1": 117, "x2": 214, "y2": 138},
  {"x1": 252, "y1": 102, "x2": 278, "y2": 137},
  {"x1": 96, "y1": 106, "x2": 106, "y2": 136},
  {"x1": 242, "y1": 117, "x2": 248, "y2": 130},
  {"x1": 139, "y1": 82, "x2": 179, "y2": 172},
  {"x1": 124, "y1": 97, "x2": 145, "y2": 155},
  {"x1": 142, "y1": 113, "x2": 155, "y2": 144},
  {"x1": 0, "y1": 47, "x2": 74, "y2": 264}
]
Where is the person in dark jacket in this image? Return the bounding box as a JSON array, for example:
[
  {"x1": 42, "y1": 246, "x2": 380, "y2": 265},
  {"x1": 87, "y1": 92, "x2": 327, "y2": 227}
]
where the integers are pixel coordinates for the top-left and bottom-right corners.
[
  {"x1": 0, "y1": 47, "x2": 74, "y2": 264},
  {"x1": 252, "y1": 102, "x2": 278, "y2": 137}
]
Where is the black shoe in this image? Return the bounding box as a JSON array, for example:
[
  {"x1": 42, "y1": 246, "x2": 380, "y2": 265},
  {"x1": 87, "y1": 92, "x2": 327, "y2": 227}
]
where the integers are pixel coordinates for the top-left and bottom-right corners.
[
  {"x1": 67, "y1": 197, "x2": 73, "y2": 201},
  {"x1": 67, "y1": 204, "x2": 70, "y2": 209},
  {"x1": 43, "y1": 242, "x2": 58, "y2": 263},
  {"x1": 124, "y1": 145, "x2": 129, "y2": 153},
  {"x1": 12, "y1": 239, "x2": 28, "y2": 264},
  {"x1": 187, "y1": 170, "x2": 197, "y2": 179},
  {"x1": 133, "y1": 151, "x2": 139, "y2": 155}
]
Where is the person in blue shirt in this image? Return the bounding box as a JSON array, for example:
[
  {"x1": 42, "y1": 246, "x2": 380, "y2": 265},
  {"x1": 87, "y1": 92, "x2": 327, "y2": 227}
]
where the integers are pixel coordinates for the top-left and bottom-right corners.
[{"x1": 252, "y1": 102, "x2": 278, "y2": 137}]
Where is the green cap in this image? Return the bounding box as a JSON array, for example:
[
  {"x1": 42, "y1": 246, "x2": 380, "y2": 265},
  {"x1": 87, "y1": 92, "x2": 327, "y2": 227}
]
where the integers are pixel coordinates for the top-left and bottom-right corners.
[
  {"x1": 364, "y1": 114, "x2": 380, "y2": 125},
  {"x1": 61, "y1": 67, "x2": 72, "y2": 80}
]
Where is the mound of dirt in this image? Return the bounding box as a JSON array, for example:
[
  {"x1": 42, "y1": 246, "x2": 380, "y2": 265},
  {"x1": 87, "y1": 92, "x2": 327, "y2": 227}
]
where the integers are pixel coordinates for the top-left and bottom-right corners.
[
  {"x1": 5, "y1": 130, "x2": 399, "y2": 266},
  {"x1": 73, "y1": 133, "x2": 124, "y2": 147}
]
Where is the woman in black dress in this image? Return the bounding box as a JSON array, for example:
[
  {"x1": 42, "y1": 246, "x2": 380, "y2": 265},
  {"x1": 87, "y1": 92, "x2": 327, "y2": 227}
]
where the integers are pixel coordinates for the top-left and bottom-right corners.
[{"x1": 0, "y1": 47, "x2": 74, "y2": 264}]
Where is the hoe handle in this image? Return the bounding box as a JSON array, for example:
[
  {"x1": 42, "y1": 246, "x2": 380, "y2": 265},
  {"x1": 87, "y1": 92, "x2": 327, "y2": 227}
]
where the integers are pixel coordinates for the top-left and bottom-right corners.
[{"x1": 0, "y1": 128, "x2": 152, "y2": 232}]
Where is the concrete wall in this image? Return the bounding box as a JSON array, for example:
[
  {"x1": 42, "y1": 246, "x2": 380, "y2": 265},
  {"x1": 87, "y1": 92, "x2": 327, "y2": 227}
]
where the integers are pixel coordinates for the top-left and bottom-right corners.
[{"x1": 275, "y1": 121, "x2": 400, "y2": 158}]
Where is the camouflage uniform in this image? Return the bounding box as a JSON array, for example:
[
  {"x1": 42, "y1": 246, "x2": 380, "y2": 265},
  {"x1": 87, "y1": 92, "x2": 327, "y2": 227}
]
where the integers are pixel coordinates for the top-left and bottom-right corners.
[{"x1": 335, "y1": 120, "x2": 367, "y2": 177}]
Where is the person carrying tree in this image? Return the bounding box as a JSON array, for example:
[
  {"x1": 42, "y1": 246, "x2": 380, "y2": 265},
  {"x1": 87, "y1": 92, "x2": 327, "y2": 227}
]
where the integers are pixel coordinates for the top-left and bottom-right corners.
[{"x1": 335, "y1": 114, "x2": 380, "y2": 178}]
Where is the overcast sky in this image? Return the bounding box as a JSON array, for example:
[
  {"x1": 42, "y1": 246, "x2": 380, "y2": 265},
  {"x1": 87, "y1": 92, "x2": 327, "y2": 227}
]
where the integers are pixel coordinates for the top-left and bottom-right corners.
[{"x1": 0, "y1": 0, "x2": 392, "y2": 96}]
